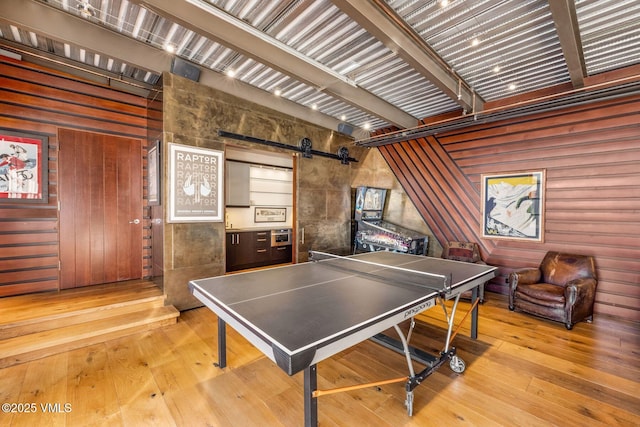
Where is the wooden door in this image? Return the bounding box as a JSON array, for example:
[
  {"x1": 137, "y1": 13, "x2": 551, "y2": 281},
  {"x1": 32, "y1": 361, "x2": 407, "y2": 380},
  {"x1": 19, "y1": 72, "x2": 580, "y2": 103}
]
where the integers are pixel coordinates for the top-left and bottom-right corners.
[{"x1": 58, "y1": 129, "x2": 143, "y2": 288}]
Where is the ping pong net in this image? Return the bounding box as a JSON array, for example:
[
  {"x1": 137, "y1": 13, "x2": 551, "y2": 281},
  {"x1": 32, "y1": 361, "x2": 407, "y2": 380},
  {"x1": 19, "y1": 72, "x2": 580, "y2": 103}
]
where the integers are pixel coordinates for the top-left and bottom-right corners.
[{"x1": 309, "y1": 251, "x2": 451, "y2": 295}]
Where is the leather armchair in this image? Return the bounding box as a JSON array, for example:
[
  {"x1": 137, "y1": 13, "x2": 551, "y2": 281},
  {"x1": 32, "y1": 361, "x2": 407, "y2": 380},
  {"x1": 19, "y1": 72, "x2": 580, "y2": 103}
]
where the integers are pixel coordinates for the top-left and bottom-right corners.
[
  {"x1": 508, "y1": 251, "x2": 597, "y2": 330},
  {"x1": 442, "y1": 241, "x2": 487, "y2": 303}
]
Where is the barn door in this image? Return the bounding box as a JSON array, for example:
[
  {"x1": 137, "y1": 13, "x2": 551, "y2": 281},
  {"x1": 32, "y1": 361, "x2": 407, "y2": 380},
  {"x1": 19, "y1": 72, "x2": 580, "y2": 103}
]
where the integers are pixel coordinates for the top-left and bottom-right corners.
[{"x1": 58, "y1": 129, "x2": 143, "y2": 288}]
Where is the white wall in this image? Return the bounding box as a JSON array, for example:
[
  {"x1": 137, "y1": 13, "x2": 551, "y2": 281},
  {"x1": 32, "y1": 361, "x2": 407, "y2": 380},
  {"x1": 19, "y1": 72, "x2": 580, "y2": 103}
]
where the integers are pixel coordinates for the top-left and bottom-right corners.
[{"x1": 225, "y1": 146, "x2": 293, "y2": 230}]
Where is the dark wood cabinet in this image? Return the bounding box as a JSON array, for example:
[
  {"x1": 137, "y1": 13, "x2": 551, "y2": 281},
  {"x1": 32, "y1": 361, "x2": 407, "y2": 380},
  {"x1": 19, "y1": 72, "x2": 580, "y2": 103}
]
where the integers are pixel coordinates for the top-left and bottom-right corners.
[
  {"x1": 226, "y1": 230, "x2": 292, "y2": 272},
  {"x1": 271, "y1": 245, "x2": 292, "y2": 264},
  {"x1": 253, "y1": 231, "x2": 271, "y2": 266},
  {"x1": 226, "y1": 231, "x2": 255, "y2": 271}
]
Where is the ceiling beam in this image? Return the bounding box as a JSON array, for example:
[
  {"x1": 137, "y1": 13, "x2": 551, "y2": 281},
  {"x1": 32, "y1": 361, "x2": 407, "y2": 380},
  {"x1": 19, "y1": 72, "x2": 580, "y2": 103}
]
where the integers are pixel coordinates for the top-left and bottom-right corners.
[
  {"x1": 1, "y1": 0, "x2": 171, "y2": 74},
  {"x1": 135, "y1": 0, "x2": 418, "y2": 128},
  {"x1": 548, "y1": 0, "x2": 586, "y2": 88},
  {"x1": 0, "y1": 0, "x2": 368, "y2": 139},
  {"x1": 332, "y1": 0, "x2": 482, "y2": 114}
]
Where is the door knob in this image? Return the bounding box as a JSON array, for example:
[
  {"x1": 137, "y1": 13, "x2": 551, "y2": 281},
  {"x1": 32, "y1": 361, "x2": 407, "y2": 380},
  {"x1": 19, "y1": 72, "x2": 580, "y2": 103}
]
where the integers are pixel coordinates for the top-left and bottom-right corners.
[{"x1": 129, "y1": 218, "x2": 140, "y2": 224}]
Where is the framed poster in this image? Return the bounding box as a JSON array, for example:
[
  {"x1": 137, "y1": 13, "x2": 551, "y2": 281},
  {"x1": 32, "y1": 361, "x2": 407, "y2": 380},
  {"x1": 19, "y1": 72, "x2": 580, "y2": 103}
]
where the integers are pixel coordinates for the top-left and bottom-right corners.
[
  {"x1": 148, "y1": 139, "x2": 160, "y2": 205},
  {"x1": 0, "y1": 130, "x2": 48, "y2": 203},
  {"x1": 168, "y1": 143, "x2": 223, "y2": 222},
  {"x1": 481, "y1": 170, "x2": 545, "y2": 242}
]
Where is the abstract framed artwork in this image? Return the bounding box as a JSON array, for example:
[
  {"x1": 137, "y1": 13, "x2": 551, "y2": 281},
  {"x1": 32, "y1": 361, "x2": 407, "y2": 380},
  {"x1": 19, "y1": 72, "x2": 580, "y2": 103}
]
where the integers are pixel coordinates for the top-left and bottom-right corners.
[
  {"x1": 0, "y1": 129, "x2": 48, "y2": 203},
  {"x1": 481, "y1": 170, "x2": 545, "y2": 242},
  {"x1": 167, "y1": 143, "x2": 223, "y2": 223}
]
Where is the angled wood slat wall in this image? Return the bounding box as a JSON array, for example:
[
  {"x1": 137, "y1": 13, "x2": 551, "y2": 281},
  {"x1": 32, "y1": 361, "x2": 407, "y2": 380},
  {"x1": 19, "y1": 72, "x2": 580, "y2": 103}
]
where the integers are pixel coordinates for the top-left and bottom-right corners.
[
  {"x1": 0, "y1": 56, "x2": 151, "y2": 297},
  {"x1": 379, "y1": 94, "x2": 640, "y2": 323}
]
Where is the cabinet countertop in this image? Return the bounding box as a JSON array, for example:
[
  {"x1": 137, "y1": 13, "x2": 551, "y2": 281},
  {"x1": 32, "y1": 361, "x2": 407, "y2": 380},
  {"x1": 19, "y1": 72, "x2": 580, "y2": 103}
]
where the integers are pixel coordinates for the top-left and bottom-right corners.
[{"x1": 226, "y1": 227, "x2": 291, "y2": 233}]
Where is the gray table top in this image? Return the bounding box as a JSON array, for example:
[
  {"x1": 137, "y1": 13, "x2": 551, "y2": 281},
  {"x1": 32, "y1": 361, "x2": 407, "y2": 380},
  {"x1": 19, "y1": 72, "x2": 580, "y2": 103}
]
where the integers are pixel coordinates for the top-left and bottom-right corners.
[{"x1": 190, "y1": 252, "x2": 496, "y2": 362}]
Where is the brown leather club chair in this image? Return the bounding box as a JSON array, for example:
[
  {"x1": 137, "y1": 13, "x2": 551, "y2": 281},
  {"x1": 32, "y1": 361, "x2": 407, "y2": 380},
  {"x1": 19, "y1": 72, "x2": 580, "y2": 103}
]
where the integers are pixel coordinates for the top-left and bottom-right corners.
[
  {"x1": 442, "y1": 241, "x2": 487, "y2": 303},
  {"x1": 508, "y1": 251, "x2": 597, "y2": 330}
]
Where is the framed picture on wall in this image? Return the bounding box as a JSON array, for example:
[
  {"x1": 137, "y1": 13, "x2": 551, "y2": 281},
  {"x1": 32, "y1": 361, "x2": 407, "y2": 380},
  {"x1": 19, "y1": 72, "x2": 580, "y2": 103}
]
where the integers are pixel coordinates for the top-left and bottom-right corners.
[
  {"x1": 0, "y1": 129, "x2": 48, "y2": 203},
  {"x1": 481, "y1": 170, "x2": 545, "y2": 242},
  {"x1": 167, "y1": 143, "x2": 224, "y2": 222},
  {"x1": 255, "y1": 207, "x2": 286, "y2": 223},
  {"x1": 148, "y1": 139, "x2": 160, "y2": 206}
]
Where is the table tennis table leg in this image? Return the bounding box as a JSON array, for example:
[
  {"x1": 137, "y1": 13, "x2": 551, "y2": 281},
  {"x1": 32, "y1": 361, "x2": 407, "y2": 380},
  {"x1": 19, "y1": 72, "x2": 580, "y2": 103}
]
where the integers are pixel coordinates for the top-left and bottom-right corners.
[
  {"x1": 216, "y1": 318, "x2": 227, "y2": 369},
  {"x1": 471, "y1": 286, "x2": 479, "y2": 340},
  {"x1": 391, "y1": 324, "x2": 416, "y2": 417},
  {"x1": 304, "y1": 364, "x2": 318, "y2": 427}
]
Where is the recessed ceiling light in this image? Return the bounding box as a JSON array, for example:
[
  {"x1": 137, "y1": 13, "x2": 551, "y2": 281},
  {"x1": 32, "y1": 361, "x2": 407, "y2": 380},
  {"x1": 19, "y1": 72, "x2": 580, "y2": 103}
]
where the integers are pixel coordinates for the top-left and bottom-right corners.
[
  {"x1": 440, "y1": 0, "x2": 450, "y2": 7},
  {"x1": 363, "y1": 123, "x2": 371, "y2": 130},
  {"x1": 226, "y1": 69, "x2": 236, "y2": 77},
  {"x1": 493, "y1": 65, "x2": 501, "y2": 73},
  {"x1": 471, "y1": 38, "x2": 480, "y2": 47},
  {"x1": 77, "y1": 1, "x2": 96, "y2": 18},
  {"x1": 508, "y1": 83, "x2": 517, "y2": 91},
  {"x1": 274, "y1": 88, "x2": 281, "y2": 96},
  {"x1": 311, "y1": 104, "x2": 318, "y2": 110},
  {"x1": 340, "y1": 115, "x2": 346, "y2": 121},
  {"x1": 164, "y1": 43, "x2": 176, "y2": 53}
]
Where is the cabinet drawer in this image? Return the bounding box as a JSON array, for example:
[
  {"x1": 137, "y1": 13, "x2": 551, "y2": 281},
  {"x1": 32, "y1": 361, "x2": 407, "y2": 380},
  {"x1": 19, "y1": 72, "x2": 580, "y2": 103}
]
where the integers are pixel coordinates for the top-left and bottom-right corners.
[
  {"x1": 255, "y1": 231, "x2": 270, "y2": 248},
  {"x1": 271, "y1": 245, "x2": 292, "y2": 264},
  {"x1": 255, "y1": 247, "x2": 270, "y2": 262}
]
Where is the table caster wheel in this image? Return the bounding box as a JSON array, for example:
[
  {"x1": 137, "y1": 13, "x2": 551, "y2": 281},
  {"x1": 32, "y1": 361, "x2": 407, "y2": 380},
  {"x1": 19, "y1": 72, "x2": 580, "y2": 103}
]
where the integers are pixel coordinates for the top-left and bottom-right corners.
[
  {"x1": 405, "y1": 391, "x2": 414, "y2": 416},
  {"x1": 450, "y1": 355, "x2": 466, "y2": 373}
]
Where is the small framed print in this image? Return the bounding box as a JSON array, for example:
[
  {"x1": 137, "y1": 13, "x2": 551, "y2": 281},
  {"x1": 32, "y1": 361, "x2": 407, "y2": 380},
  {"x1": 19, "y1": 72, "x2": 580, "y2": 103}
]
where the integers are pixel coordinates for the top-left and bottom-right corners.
[
  {"x1": 0, "y1": 129, "x2": 48, "y2": 203},
  {"x1": 148, "y1": 139, "x2": 160, "y2": 206},
  {"x1": 255, "y1": 207, "x2": 286, "y2": 223}
]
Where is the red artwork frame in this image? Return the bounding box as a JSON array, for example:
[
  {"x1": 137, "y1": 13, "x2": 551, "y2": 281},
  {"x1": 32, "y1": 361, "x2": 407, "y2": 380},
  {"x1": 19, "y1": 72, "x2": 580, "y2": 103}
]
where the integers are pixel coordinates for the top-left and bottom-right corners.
[{"x1": 0, "y1": 129, "x2": 49, "y2": 203}]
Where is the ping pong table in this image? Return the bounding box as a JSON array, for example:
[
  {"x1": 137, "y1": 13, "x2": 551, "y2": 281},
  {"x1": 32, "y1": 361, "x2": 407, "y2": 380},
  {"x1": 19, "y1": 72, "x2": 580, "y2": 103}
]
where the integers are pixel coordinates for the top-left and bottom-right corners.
[{"x1": 189, "y1": 250, "x2": 496, "y2": 426}]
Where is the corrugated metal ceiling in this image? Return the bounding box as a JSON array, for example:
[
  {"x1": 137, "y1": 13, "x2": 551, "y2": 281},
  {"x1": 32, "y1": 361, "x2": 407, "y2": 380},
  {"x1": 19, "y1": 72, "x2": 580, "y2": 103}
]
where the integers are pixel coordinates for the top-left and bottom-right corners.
[{"x1": 0, "y1": 0, "x2": 638, "y2": 136}]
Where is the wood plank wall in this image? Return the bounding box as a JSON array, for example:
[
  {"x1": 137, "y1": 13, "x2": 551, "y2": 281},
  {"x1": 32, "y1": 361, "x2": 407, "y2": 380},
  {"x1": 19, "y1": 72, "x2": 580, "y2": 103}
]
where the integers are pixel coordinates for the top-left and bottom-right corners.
[
  {"x1": 0, "y1": 56, "x2": 151, "y2": 297},
  {"x1": 378, "y1": 93, "x2": 640, "y2": 323},
  {"x1": 146, "y1": 83, "x2": 164, "y2": 279}
]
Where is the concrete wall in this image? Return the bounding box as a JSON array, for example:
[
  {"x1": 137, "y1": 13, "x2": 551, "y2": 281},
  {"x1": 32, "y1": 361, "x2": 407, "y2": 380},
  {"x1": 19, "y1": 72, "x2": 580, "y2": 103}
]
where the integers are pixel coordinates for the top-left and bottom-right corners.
[
  {"x1": 350, "y1": 147, "x2": 438, "y2": 256},
  {"x1": 161, "y1": 73, "x2": 434, "y2": 309}
]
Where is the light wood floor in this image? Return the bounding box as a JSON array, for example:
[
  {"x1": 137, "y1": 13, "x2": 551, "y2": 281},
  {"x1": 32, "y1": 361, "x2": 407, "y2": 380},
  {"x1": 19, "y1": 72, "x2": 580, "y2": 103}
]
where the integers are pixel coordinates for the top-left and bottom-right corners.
[{"x1": 1, "y1": 293, "x2": 638, "y2": 427}]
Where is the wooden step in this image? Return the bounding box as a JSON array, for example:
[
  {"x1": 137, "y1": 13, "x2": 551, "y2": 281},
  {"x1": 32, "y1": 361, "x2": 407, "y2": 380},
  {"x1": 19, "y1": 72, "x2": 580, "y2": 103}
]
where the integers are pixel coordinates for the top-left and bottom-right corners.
[
  {"x1": 0, "y1": 284, "x2": 164, "y2": 340},
  {"x1": 0, "y1": 305, "x2": 180, "y2": 368},
  {"x1": 0, "y1": 280, "x2": 180, "y2": 368},
  {"x1": 0, "y1": 280, "x2": 162, "y2": 324}
]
